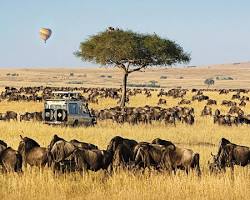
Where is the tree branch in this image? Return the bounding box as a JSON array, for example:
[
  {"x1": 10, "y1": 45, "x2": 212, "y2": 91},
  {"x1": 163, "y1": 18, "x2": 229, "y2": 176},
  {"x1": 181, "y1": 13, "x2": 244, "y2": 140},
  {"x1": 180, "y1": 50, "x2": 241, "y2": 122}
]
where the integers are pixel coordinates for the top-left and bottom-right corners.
[
  {"x1": 115, "y1": 63, "x2": 127, "y2": 73},
  {"x1": 128, "y1": 64, "x2": 147, "y2": 74}
]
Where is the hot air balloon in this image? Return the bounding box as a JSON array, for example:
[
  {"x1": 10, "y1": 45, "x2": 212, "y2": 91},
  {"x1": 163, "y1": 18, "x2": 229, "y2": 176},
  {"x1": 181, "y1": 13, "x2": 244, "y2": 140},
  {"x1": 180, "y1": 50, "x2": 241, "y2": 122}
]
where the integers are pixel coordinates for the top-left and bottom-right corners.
[{"x1": 40, "y1": 28, "x2": 52, "y2": 43}]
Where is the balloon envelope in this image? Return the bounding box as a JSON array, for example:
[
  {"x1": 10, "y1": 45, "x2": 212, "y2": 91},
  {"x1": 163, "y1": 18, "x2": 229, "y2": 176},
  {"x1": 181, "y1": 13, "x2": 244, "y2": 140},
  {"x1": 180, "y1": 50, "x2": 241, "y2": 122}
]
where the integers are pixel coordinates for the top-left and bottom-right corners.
[{"x1": 40, "y1": 28, "x2": 52, "y2": 43}]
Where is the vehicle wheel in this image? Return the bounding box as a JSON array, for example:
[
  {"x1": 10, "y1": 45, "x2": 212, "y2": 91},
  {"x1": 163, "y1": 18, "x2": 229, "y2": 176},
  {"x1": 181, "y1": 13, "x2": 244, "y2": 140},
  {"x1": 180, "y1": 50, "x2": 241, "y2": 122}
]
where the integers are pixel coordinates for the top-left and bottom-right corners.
[{"x1": 73, "y1": 120, "x2": 79, "y2": 127}]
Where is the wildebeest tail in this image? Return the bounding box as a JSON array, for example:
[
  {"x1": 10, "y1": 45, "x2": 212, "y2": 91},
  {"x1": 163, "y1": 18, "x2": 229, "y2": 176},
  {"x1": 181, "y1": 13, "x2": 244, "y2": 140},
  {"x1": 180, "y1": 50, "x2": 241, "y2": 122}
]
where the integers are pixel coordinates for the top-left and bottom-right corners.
[{"x1": 15, "y1": 152, "x2": 23, "y2": 172}]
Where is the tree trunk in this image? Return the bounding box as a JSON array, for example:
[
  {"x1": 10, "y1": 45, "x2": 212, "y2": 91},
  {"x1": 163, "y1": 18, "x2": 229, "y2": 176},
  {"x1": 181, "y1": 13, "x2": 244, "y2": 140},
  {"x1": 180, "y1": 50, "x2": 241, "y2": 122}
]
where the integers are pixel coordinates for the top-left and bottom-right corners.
[{"x1": 120, "y1": 72, "x2": 128, "y2": 107}]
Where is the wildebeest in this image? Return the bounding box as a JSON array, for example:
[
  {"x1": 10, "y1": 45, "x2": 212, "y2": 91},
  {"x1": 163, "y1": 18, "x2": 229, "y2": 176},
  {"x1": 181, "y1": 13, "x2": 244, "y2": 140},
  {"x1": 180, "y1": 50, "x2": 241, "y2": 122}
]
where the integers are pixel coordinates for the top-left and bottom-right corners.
[
  {"x1": 160, "y1": 146, "x2": 201, "y2": 175},
  {"x1": 18, "y1": 135, "x2": 48, "y2": 167},
  {"x1": 209, "y1": 138, "x2": 250, "y2": 173},
  {"x1": 48, "y1": 135, "x2": 99, "y2": 172},
  {"x1": 0, "y1": 111, "x2": 18, "y2": 121},
  {"x1": 0, "y1": 140, "x2": 22, "y2": 173},
  {"x1": 72, "y1": 148, "x2": 113, "y2": 174},
  {"x1": 239, "y1": 101, "x2": 246, "y2": 107},
  {"x1": 207, "y1": 99, "x2": 217, "y2": 105},
  {"x1": 152, "y1": 138, "x2": 200, "y2": 175},
  {"x1": 107, "y1": 136, "x2": 138, "y2": 170},
  {"x1": 201, "y1": 106, "x2": 212, "y2": 116},
  {"x1": 6, "y1": 111, "x2": 18, "y2": 121},
  {"x1": 178, "y1": 99, "x2": 191, "y2": 105},
  {"x1": 20, "y1": 112, "x2": 43, "y2": 122},
  {"x1": 157, "y1": 98, "x2": 167, "y2": 105},
  {"x1": 133, "y1": 142, "x2": 169, "y2": 169}
]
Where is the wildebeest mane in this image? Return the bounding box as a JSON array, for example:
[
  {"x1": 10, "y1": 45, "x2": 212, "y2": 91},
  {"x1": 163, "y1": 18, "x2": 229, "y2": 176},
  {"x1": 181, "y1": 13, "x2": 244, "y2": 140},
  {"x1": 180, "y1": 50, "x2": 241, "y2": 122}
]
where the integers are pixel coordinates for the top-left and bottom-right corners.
[{"x1": 0, "y1": 140, "x2": 7, "y2": 148}]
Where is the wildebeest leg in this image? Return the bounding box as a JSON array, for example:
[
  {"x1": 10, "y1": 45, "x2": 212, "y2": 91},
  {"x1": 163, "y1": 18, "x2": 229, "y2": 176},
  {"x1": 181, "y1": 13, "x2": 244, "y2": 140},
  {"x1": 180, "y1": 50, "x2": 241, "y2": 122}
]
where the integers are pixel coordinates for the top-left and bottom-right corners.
[
  {"x1": 185, "y1": 167, "x2": 189, "y2": 175},
  {"x1": 173, "y1": 169, "x2": 177, "y2": 175},
  {"x1": 107, "y1": 164, "x2": 113, "y2": 175},
  {"x1": 1, "y1": 165, "x2": 7, "y2": 173}
]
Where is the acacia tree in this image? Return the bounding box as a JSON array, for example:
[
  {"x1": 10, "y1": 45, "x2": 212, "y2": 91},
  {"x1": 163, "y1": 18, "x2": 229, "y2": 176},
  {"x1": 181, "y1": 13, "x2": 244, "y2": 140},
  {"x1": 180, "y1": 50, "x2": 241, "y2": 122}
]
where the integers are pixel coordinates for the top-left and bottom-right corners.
[{"x1": 75, "y1": 29, "x2": 190, "y2": 107}]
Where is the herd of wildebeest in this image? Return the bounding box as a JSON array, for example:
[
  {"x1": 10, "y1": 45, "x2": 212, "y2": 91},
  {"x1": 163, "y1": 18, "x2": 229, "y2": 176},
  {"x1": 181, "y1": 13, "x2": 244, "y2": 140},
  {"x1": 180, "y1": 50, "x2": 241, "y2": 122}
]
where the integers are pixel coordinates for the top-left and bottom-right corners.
[
  {"x1": 0, "y1": 86, "x2": 250, "y2": 126},
  {"x1": 0, "y1": 135, "x2": 249, "y2": 176}
]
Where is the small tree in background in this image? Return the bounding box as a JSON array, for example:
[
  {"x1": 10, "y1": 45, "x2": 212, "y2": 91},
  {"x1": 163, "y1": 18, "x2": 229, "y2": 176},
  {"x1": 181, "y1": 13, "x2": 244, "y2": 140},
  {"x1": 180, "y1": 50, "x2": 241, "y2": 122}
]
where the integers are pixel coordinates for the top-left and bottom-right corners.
[
  {"x1": 204, "y1": 78, "x2": 215, "y2": 88},
  {"x1": 75, "y1": 28, "x2": 190, "y2": 107}
]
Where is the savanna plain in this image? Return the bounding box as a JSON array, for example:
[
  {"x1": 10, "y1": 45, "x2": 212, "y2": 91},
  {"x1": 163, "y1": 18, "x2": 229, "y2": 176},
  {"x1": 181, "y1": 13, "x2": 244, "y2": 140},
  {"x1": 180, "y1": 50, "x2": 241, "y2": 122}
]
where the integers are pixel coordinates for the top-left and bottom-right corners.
[{"x1": 0, "y1": 64, "x2": 250, "y2": 200}]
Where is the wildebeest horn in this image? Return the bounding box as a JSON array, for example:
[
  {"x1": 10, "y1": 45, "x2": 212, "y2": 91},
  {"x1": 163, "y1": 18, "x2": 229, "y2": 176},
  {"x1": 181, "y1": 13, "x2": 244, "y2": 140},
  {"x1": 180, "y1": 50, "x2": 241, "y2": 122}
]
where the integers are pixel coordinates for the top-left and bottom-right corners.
[
  {"x1": 211, "y1": 152, "x2": 215, "y2": 156},
  {"x1": 20, "y1": 135, "x2": 24, "y2": 140}
]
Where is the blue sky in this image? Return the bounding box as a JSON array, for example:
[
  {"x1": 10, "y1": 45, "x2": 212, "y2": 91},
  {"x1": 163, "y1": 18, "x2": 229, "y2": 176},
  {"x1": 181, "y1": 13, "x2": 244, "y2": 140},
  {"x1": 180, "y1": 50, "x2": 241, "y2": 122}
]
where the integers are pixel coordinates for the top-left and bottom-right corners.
[{"x1": 0, "y1": 0, "x2": 249, "y2": 67}]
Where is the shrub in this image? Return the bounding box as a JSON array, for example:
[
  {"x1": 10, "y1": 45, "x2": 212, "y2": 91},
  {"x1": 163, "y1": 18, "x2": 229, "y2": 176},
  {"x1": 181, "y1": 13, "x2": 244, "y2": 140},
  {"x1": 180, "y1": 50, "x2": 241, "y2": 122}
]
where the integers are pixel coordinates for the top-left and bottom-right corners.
[
  {"x1": 215, "y1": 76, "x2": 234, "y2": 80},
  {"x1": 160, "y1": 76, "x2": 167, "y2": 79},
  {"x1": 67, "y1": 81, "x2": 84, "y2": 84}
]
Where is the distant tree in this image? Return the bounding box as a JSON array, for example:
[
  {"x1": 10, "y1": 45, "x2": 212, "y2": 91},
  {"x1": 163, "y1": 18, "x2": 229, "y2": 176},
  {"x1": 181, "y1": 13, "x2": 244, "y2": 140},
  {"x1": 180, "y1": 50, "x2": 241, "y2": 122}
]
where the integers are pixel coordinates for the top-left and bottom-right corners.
[
  {"x1": 204, "y1": 78, "x2": 215, "y2": 88},
  {"x1": 75, "y1": 28, "x2": 190, "y2": 107}
]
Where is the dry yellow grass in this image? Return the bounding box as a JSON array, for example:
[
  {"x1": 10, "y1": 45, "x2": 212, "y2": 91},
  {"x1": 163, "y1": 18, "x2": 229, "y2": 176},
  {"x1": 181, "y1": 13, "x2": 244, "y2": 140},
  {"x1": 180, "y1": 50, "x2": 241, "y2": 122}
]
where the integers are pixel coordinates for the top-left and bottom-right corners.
[{"x1": 0, "y1": 89, "x2": 250, "y2": 200}]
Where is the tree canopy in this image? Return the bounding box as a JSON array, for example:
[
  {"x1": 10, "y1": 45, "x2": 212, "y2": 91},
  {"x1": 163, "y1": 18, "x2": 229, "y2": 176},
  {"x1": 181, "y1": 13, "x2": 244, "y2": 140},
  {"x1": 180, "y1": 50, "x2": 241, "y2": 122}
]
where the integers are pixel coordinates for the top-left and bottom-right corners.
[{"x1": 75, "y1": 29, "x2": 190, "y2": 72}]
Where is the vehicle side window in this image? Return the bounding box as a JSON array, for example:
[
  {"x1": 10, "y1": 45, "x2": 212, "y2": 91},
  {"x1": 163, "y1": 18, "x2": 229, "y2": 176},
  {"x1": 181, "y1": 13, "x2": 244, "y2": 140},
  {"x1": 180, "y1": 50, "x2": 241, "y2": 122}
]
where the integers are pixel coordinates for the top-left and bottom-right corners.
[{"x1": 69, "y1": 103, "x2": 79, "y2": 114}]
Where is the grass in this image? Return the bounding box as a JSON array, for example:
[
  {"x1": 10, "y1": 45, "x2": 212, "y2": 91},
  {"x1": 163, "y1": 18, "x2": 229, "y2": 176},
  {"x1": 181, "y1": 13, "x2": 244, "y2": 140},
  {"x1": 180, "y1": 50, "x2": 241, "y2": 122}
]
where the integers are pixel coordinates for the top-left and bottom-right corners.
[{"x1": 0, "y1": 90, "x2": 250, "y2": 200}]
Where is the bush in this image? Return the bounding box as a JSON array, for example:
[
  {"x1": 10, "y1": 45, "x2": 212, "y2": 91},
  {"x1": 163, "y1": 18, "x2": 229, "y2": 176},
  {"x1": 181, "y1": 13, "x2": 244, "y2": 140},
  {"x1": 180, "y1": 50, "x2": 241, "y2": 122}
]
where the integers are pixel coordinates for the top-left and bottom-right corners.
[
  {"x1": 160, "y1": 76, "x2": 167, "y2": 79},
  {"x1": 78, "y1": 74, "x2": 87, "y2": 77},
  {"x1": 127, "y1": 81, "x2": 160, "y2": 88},
  {"x1": 107, "y1": 75, "x2": 112, "y2": 78},
  {"x1": 67, "y1": 81, "x2": 84, "y2": 84},
  {"x1": 215, "y1": 76, "x2": 234, "y2": 80},
  {"x1": 69, "y1": 72, "x2": 74, "y2": 76},
  {"x1": 7, "y1": 73, "x2": 19, "y2": 76},
  {"x1": 179, "y1": 76, "x2": 184, "y2": 79},
  {"x1": 100, "y1": 75, "x2": 106, "y2": 78}
]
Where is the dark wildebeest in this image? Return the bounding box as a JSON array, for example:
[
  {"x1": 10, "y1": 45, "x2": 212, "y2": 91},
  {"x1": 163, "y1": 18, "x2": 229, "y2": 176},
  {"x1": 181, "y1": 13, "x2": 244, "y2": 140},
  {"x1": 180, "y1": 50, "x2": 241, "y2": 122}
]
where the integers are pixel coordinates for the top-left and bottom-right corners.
[
  {"x1": 157, "y1": 98, "x2": 167, "y2": 105},
  {"x1": 0, "y1": 141, "x2": 22, "y2": 173},
  {"x1": 72, "y1": 148, "x2": 113, "y2": 174},
  {"x1": 18, "y1": 135, "x2": 48, "y2": 168},
  {"x1": 209, "y1": 138, "x2": 250, "y2": 173},
  {"x1": 132, "y1": 138, "x2": 176, "y2": 170},
  {"x1": 48, "y1": 135, "x2": 97, "y2": 172},
  {"x1": 48, "y1": 136, "x2": 76, "y2": 170},
  {"x1": 6, "y1": 111, "x2": 18, "y2": 121},
  {"x1": 133, "y1": 142, "x2": 169, "y2": 169},
  {"x1": 201, "y1": 106, "x2": 212, "y2": 116},
  {"x1": 48, "y1": 135, "x2": 102, "y2": 173},
  {"x1": 106, "y1": 136, "x2": 138, "y2": 170}
]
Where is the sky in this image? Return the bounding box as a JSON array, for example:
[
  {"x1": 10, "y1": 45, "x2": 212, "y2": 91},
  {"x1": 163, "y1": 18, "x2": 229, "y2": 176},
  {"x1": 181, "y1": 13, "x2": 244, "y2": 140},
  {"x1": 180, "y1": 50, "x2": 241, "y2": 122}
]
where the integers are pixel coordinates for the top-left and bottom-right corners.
[{"x1": 0, "y1": 0, "x2": 250, "y2": 68}]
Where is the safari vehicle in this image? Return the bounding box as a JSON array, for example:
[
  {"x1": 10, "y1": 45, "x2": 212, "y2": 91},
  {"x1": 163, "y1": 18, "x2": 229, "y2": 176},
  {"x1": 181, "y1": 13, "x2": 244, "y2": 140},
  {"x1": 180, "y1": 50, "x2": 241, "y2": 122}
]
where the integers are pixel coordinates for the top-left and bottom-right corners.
[{"x1": 43, "y1": 91, "x2": 96, "y2": 126}]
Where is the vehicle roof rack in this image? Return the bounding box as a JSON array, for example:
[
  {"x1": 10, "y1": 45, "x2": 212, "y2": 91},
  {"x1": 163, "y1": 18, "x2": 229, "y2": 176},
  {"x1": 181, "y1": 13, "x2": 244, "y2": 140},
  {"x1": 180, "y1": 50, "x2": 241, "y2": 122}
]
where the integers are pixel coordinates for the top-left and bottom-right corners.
[{"x1": 50, "y1": 91, "x2": 82, "y2": 100}]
